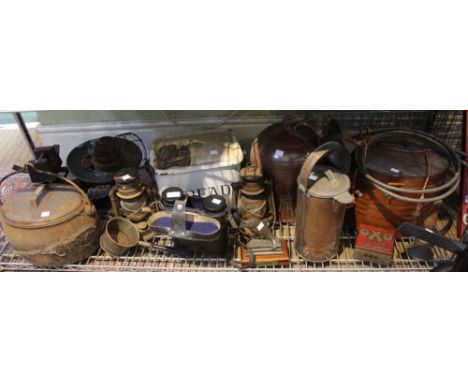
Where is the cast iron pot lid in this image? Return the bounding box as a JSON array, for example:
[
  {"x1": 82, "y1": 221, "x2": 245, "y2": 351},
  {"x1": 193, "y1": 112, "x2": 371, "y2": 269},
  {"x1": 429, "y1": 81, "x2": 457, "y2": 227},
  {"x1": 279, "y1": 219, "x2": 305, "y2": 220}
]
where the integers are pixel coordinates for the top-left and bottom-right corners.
[
  {"x1": 66, "y1": 137, "x2": 142, "y2": 185},
  {"x1": 1, "y1": 184, "x2": 85, "y2": 228}
]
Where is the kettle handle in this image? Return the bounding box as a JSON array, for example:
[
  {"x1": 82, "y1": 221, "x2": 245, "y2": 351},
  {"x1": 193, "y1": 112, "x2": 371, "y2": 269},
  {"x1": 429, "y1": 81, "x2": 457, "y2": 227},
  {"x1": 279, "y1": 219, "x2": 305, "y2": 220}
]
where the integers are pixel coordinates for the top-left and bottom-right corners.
[
  {"x1": 0, "y1": 164, "x2": 93, "y2": 210},
  {"x1": 26, "y1": 163, "x2": 92, "y2": 205},
  {"x1": 0, "y1": 169, "x2": 26, "y2": 206},
  {"x1": 297, "y1": 141, "x2": 347, "y2": 189}
]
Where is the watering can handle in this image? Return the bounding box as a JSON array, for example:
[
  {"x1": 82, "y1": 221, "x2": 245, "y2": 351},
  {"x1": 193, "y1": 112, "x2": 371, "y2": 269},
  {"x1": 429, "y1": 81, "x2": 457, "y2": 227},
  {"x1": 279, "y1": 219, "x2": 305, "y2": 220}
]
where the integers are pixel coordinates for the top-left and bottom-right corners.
[{"x1": 297, "y1": 141, "x2": 346, "y2": 189}]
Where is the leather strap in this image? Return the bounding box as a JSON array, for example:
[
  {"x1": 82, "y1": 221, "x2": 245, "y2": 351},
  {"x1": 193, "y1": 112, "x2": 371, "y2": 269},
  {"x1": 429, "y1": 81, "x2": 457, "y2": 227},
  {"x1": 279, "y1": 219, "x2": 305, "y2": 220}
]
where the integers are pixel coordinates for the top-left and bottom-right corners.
[
  {"x1": 297, "y1": 141, "x2": 344, "y2": 190},
  {"x1": 171, "y1": 199, "x2": 187, "y2": 238}
]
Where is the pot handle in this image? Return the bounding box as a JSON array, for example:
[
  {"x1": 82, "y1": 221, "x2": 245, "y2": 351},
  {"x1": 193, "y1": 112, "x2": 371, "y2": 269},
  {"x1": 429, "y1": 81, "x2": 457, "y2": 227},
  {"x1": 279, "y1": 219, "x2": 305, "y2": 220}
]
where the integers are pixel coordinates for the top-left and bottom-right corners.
[
  {"x1": 26, "y1": 163, "x2": 93, "y2": 208},
  {"x1": 0, "y1": 169, "x2": 25, "y2": 206},
  {"x1": 0, "y1": 163, "x2": 93, "y2": 210},
  {"x1": 297, "y1": 141, "x2": 348, "y2": 189}
]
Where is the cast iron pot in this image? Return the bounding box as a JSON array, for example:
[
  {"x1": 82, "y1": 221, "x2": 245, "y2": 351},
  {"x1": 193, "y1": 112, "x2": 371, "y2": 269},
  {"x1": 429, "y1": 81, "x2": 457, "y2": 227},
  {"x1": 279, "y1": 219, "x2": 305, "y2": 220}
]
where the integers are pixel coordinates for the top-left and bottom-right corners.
[{"x1": 0, "y1": 165, "x2": 101, "y2": 267}]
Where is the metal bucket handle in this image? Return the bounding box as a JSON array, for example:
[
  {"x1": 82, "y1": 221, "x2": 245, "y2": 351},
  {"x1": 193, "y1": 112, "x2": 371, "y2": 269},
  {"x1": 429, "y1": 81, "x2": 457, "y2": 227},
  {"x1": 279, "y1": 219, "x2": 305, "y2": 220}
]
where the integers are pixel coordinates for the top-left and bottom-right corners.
[
  {"x1": 171, "y1": 199, "x2": 188, "y2": 238},
  {"x1": 0, "y1": 163, "x2": 93, "y2": 212}
]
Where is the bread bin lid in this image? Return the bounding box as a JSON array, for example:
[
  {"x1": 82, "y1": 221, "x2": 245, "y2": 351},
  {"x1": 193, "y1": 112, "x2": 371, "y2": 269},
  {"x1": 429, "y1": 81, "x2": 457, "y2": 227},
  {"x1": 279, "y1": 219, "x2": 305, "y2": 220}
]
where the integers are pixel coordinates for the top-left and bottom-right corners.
[
  {"x1": 306, "y1": 166, "x2": 353, "y2": 203},
  {"x1": 151, "y1": 131, "x2": 244, "y2": 174},
  {"x1": 1, "y1": 184, "x2": 85, "y2": 228}
]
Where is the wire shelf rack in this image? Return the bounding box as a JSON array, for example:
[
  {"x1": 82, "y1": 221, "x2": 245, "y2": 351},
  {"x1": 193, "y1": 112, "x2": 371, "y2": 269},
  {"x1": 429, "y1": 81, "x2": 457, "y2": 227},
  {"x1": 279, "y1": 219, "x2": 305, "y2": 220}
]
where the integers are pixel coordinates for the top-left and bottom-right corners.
[
  {"x1": 0, "y1": 197, "x2": 458, "y2": 272},
  {"x1": 0, "y1": 110, "x2": 462, "y2": 272}
]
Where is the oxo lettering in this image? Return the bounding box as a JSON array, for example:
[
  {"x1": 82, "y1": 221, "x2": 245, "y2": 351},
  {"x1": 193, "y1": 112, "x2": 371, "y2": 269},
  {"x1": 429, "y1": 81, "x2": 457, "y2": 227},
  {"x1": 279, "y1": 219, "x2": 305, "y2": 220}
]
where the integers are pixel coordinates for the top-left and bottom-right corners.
[{"x1": 360, "y1": 228, "x2": 392, "y2": 241}]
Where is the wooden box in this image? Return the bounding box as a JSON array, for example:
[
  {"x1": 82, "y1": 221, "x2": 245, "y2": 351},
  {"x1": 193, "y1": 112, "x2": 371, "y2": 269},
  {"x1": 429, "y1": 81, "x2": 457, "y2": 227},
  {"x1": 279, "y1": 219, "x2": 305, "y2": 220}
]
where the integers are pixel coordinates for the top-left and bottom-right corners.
[{"x1": 237, "y1": 240, "x2": 289, "y2": 268}]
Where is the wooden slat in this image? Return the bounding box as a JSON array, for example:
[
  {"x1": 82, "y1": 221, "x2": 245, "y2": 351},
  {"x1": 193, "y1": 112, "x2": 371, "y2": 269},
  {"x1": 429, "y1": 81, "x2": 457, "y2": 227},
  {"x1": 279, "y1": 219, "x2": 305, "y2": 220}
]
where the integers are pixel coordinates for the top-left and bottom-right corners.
[{"x1": 0, "y1": 127, "x2": 41, "y2": 171}]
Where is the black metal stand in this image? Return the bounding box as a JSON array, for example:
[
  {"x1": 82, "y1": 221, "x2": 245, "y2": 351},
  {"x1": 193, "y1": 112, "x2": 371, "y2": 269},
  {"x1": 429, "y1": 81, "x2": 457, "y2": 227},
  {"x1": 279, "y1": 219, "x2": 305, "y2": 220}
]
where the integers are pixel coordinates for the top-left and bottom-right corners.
[{"x1": 13, "y1": 112, "x2": 36, "y2": 158}]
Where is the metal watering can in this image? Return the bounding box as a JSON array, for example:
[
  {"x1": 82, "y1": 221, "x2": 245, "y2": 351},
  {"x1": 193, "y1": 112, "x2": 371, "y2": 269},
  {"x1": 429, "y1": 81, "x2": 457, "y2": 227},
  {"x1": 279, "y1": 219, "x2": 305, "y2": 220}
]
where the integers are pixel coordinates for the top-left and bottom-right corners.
[{"x1": 295, "y1": 142, "x2": 354, "y2": 262}]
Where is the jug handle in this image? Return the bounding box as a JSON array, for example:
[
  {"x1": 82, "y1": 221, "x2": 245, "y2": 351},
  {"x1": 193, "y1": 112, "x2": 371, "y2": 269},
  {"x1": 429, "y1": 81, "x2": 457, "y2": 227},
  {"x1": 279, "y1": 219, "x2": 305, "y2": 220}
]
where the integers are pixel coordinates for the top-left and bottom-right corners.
[
  {"x1": 292, "y1": 121, "x2": 324, "y2": 144},
  {"x1": 297, "y1": 141, "x2": 348, "y2": 189},
  {"x1": 283, "y1": 116, "x2": 324, "y2": 144}
]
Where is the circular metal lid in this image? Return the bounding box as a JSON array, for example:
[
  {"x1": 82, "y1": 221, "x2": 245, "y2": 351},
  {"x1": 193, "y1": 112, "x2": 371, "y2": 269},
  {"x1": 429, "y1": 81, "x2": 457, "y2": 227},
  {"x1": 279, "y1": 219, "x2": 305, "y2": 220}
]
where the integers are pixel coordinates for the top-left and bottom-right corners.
[
  {"x1": 306, "y1": 165, "x2": 352, "y2": 200},
  {"x1": 203, "y1": 195, "x2": 227, "y2": 213},
  {"x1": 1, "y1": 184, "x2": 85, "y2": 228},
  {"x1": 161, "y1": 187, "x2": 185, "y2": 207},
  {"x1": 365, "y1": 140, "x2": 449, "y2": 178}
]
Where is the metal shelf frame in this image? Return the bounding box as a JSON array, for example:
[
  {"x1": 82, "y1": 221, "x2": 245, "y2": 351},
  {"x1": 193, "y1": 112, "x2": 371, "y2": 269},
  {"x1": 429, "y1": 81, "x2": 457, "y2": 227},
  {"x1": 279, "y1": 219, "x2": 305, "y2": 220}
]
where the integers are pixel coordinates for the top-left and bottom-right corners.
[
  {"x1": 0, "y1": 220, "x2": 456, "y2": 272},
  {"x1": 0, "y1": 110, "x2": 462, "y2": 272}
]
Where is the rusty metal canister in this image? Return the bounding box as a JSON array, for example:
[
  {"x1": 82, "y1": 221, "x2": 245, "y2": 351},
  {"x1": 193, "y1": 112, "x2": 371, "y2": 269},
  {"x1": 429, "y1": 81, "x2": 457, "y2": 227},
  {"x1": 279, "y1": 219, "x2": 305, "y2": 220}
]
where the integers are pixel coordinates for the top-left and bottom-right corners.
[
  {"x1": 295, "y1": 142, "x2": 354, "y2": 262},
  {"x1": 354, "y1": 134, "x2": 451, "y2": 231},
  {"x1": 0, "y1": 166, "x2": 100, "y2": 267}
]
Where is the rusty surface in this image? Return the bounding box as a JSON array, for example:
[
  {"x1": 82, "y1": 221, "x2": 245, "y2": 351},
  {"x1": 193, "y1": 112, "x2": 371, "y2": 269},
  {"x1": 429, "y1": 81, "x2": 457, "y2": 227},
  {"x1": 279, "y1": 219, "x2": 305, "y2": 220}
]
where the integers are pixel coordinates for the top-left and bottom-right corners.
[
  {"x1": 355, "y1": 141, "x2": 450, "y2": 231},
  {"x1": 295, "y1": 142, "x2": 352, "y2": 262},
  {"x1": 100, "y1": 217, "x2": 140, "y2": 256},
  {"x1": 1, "y1": 184, "x2": 84, "y2": 228},
  {"x1": 1, "y1": 213, "x2": 101, "y2": 267},
  {"x1": 0, "y1": 178, "x2": 101, "y2": 267},
  {"x1": 296, "y1": 196, "x2": 347, "y2": 262}
]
